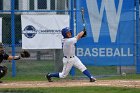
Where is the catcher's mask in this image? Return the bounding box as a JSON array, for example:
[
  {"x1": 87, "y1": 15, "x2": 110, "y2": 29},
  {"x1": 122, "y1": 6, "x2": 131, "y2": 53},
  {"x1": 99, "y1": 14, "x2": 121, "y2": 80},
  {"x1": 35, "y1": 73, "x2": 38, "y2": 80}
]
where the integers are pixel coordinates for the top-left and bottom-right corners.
[
  {"x1": 61, "y1": 27, "x2": 72, "y2": 38},
  {"x1": 0, "y1": 42, "x2": 5, "y2": 55}
]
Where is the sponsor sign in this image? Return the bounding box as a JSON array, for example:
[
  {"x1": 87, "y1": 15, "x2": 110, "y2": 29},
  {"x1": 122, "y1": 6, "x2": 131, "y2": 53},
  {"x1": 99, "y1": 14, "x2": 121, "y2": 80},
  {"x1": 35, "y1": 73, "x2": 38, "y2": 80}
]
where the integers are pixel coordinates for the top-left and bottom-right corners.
[{"x1": 21, "y1": 15, "x2": 69, "y2": 49}]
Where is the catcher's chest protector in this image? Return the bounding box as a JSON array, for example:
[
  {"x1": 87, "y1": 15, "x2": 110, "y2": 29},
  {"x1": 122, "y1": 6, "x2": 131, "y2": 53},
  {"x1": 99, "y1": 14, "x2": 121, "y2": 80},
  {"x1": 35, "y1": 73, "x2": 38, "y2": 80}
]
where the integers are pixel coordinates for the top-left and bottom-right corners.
[
  {"x1": 0, "y1": 55, "x2": 4, "y2": 63},
  {"x1": 0, "y1": 53, "x2": 9, "y2": 63}
]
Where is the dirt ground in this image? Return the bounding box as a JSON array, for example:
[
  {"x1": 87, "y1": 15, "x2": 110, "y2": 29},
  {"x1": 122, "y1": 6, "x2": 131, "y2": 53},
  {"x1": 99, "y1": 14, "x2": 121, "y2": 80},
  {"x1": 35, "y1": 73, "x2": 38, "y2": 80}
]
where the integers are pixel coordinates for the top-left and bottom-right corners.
[{"x1": 0, "y1": 80, "x2": 140, "y2": 88}]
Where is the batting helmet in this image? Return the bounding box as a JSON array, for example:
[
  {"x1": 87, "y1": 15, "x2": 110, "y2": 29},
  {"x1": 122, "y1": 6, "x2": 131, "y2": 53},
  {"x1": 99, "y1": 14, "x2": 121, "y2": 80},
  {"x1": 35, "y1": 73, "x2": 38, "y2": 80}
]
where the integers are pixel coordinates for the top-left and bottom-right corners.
[{"x1": 61, "y1": 27, "x2": 72, "y2": 38}]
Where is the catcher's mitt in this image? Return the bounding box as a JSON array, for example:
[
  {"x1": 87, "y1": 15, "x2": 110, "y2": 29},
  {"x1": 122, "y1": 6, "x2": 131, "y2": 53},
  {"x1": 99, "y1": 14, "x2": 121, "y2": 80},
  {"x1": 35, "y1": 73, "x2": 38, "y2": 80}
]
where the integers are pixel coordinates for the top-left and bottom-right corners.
[{"x1": 20, "y1": 50, "x2": 30, "y2": 58}]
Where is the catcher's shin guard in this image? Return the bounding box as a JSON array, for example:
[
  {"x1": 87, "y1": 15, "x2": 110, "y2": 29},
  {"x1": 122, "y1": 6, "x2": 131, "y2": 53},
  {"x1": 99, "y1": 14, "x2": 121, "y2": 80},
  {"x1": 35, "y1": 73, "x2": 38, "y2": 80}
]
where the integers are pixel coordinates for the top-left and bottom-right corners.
[{"x1": 0, "y1": 66, "x2": 8, "y2": 79}]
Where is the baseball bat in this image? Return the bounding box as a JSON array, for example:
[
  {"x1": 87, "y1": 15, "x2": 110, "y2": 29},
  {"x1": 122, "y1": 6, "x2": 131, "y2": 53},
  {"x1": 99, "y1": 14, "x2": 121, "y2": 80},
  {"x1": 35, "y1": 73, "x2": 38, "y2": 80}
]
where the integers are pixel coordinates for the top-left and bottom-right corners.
[
  {"x1": 81, "y1": 7, "x2": 86, "y2": 28},
  {"x1": 81, "y1": 7, "x2": 87, "y2": 37}
]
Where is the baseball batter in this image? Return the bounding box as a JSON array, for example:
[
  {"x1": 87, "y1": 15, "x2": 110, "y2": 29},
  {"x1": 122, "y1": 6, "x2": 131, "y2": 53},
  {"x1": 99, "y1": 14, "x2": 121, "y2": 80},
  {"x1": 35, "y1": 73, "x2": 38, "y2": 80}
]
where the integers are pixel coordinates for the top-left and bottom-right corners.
[
  {"x1": 46, "y1": 27, "x2": 96, "y2": 82},
  {"x1": 0, "y1": 42, "x2": 20, "y2": 83}
]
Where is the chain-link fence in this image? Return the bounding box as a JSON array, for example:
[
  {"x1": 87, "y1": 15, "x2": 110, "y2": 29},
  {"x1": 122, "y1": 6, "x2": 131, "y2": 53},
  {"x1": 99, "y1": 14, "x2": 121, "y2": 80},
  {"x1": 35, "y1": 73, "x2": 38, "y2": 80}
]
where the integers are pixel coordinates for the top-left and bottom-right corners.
[
  {"x1": 0, "y1": 0, "x2": 139, "y2": 80},
  {"x1": 0, "y1": 0, "x2": 70, "y2": 79}
]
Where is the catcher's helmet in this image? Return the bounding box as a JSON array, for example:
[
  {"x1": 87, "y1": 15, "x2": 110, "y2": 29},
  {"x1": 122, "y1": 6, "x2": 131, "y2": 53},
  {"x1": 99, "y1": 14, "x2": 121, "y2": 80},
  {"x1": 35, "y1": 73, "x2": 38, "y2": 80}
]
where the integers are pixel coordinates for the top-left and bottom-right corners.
[{"x1": 61, "y1": 27, "x2": 72, "y2": 38}]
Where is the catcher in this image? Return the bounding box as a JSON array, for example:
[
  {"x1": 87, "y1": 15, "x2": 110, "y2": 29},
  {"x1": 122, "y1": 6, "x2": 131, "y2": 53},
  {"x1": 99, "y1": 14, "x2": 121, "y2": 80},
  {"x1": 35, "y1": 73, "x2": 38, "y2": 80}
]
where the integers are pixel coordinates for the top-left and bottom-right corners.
[{"x1": 0, "y1": 42, "x2": 30, "y2": 83}]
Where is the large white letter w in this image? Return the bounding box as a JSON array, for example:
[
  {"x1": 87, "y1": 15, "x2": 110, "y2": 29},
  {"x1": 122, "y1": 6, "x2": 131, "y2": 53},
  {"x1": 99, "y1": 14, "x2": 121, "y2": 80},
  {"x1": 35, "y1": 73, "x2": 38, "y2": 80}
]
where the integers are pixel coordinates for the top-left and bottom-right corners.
[{"x1": 86, "y1": 0, "x2": 123, "y2": 42}]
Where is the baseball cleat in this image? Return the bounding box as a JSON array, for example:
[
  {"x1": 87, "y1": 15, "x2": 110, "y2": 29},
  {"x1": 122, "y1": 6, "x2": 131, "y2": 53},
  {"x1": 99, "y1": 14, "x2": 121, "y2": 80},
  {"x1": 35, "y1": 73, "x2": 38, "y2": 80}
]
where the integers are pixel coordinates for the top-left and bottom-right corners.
[
  {"x1": 46, "y1": 73, "x2": 53, "y2": 82},
  {"x1": 90, "y1": 78, "x2": 96, "y2": 82}
]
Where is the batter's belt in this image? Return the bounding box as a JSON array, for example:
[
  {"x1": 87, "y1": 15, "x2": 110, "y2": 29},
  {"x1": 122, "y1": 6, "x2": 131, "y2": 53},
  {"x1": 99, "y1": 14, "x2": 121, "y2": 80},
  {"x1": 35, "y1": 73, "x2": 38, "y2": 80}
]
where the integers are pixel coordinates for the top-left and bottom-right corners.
[{"x1": 64, "y1": 56, "x2": 75, "y2": 58}]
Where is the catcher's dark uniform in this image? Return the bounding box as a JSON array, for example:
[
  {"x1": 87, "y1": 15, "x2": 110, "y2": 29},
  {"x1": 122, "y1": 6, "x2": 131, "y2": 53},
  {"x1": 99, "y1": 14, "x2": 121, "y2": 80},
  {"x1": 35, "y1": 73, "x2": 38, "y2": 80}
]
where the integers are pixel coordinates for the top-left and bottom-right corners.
[
  {"x1": 0, "y1": 42, "x2": 30, "y2": 83},
  {"x1": 0, "y1": 53, "x2": 9, "y2": 80},
  {"x1": 0, "y1": 42, "x2": 9, "y2": 83}
]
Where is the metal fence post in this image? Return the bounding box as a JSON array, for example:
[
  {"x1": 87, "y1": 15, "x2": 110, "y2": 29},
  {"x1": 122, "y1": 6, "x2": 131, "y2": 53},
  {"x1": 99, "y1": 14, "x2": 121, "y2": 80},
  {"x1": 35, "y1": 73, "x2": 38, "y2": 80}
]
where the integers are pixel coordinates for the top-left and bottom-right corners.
[
  {"x1": 136, "y1": 0, "x2": 140, "y2": 74},
  {"x1": 11, "y1": 0, "x2": 16, "y2": 77}
]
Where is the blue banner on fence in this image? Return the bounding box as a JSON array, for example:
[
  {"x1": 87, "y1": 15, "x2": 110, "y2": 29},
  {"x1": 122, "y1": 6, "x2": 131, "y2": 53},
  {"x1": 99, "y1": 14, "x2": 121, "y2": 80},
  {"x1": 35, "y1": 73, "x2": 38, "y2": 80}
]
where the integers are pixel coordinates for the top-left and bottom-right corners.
[{"x1": 76, "y1": 0, "x2": 135, "y2": 65}]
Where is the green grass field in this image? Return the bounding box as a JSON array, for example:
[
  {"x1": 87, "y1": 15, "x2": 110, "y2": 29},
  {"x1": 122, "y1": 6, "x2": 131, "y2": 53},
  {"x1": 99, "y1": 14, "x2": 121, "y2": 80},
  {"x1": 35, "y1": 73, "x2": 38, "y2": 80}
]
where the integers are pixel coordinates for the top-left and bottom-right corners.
[
  {"x1": 1, "y1": 60, "x2": 140, "y2": 81},
  {"x1": 1, "y1": 60, "x2": 119, "y2": 81},
  {"x1": 0, "y1": 86, "x2": 140, "y2": 93},
  {"x1": 1, "y1": 60, "x2": 140, "y2": 93}
]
